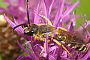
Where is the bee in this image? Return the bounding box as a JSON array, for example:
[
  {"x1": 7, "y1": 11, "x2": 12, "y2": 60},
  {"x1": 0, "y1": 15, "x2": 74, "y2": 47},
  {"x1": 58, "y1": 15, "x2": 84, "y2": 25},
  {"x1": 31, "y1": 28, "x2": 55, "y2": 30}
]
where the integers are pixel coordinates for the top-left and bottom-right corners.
[
  {"x1": 18, "y1": 24, "x2": 88, "y2": 53},
  {"x1": 13, "y1": 0, "x2": 88, "y2": 56},
  {"x1": 14, "y1": 23, "x2": 88, "y2": 53}
]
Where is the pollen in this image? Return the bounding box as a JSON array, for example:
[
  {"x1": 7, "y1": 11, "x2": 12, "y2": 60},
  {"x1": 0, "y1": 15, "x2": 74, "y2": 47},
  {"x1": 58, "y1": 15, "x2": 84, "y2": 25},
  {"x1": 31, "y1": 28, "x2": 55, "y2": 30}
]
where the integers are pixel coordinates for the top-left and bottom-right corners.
[{"x1": 34, "y1": 36, "x2": 39, "y2": 40}]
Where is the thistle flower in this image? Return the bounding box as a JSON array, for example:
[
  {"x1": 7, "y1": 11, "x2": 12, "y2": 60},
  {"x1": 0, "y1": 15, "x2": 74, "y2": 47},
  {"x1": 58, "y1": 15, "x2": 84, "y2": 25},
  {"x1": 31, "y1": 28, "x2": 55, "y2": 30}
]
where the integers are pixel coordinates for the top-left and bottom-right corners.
[{"x1": 1, "y1": 0, "x2": 90, "y2": 60}]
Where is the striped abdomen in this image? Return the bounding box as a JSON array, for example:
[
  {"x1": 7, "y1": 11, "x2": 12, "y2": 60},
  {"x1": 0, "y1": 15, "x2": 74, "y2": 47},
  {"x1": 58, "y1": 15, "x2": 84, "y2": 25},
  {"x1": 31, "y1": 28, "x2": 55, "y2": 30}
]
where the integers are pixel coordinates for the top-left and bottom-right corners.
[
  {"x1": 53, "y1": 31, "x2": 88, "y2": 53},
  {"x1": 63, "y1": 42, "x2": 88, "y2": 53}
]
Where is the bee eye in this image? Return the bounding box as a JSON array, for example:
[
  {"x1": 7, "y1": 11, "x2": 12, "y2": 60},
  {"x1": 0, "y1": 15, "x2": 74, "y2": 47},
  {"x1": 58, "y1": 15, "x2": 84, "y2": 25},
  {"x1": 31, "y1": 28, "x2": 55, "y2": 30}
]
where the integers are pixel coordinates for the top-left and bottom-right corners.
[
  {"x1": 28, "y1": 30, "x2": 34, "y2": 36},
  {"x1": 23, "y1": 24, "x2": 38, "y2": 36},
  {"x1": 24, "y1": 30, "x2": 34, "y2": 36},
  {"x1": 23, "y1": 27, "x2": 36, "y2": 36},
  {"x1": 31, "y1": 30, "x2": 34, "y2": 33},
  {"x1": 30, "y1": 30, "x2": 34, "y2": 34}
]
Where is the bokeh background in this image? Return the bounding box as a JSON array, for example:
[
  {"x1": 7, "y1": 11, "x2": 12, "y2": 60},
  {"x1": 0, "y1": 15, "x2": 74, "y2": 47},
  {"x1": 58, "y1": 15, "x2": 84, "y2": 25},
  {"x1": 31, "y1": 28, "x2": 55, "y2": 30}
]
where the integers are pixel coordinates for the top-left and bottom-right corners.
[
  {"x1": 72, "y1": 0, "x2": 90, "y2": 32},
  {"x1": 0, "y1": 0, "x2": 90, "y2": 60}
]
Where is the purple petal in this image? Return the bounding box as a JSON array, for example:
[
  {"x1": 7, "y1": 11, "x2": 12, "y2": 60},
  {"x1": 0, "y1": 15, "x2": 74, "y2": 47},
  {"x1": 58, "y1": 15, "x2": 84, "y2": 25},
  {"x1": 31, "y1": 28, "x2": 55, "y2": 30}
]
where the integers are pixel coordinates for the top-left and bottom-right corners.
[
  {"x1": 4, "y1": 14, "x2": 16, "y2": 28},
  {"x1": 71, "y1": 11, "x2": 76, "y2": 26},
  {"x1": 48, "y1": 0, "x2": 54, "y2": 15},
  {"x1": 34, "y1": 2, "x2": 41, "y2": 24},
  {"x1": 49, "y1": 46, "x2": 58, "y2": 53},
  {"x1": 45, "y1": 35, "x2": 48, "y2": 53},
  {"x1": 25, "y1": 41, "x2": 32, "y2": 50},
  {"x1": 16, "y1": 55, "x2": 33, "y2": 60},
  {"x1": 69, "y1": 22, "x2": 74, "y2": 31},
  {"x1": 17, "y1": 40, "x2": 39, "y2": 60},
  {"x1": 78, "y1": 21, "x2": 90, "y2": 31},
  {"x1": 49, "y1": 55, "x2": 56, "y2": 60},
  {"x1": 4, "y1": 14, "x2": 23, "y2": 33},
  {"x1": 62, "y1": 0, "x2": 80, "y2": 19},
  {"x1": 86, "y1": 30, "x2": 90, "y2": 39},
  {"x1": 53, "y1": 0, "x2": 65, "y2": 27}
]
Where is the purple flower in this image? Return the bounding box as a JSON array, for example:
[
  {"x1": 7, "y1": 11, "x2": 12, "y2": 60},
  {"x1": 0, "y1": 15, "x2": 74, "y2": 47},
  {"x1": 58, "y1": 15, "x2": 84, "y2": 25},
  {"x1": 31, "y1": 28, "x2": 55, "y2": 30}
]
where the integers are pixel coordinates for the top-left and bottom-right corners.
[{"x1": 1, "y1": 0, "x2": 90, "y2": 60}]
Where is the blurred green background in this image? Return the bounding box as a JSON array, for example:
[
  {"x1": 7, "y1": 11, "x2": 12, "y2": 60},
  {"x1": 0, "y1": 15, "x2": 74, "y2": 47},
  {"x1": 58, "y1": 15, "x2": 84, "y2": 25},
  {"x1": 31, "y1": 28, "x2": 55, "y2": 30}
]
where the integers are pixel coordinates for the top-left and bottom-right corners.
[
  {"x1": 73, "y1": 0, "x2": 90, "y2": 31},
  {"x1": 0, "y1": 0, "x2": 90, "y2": 60}
]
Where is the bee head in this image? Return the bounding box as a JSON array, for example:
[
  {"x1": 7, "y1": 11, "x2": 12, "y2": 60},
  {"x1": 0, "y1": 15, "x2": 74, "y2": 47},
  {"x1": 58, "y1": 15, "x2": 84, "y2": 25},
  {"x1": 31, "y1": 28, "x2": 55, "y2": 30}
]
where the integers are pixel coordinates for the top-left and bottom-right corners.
[
  {"x1": 23, "y1": 24, "x2": 38, "y2": 36},
  {"x1": 13, "y1": 0, "x2": 38, "y2": 36}
]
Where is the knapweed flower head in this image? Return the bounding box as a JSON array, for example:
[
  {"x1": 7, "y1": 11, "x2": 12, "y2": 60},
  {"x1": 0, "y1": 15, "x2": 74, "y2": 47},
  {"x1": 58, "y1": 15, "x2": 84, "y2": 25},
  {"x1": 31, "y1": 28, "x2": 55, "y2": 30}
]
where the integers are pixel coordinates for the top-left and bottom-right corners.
[{"x1": 1, "y1": 0, "x2": 90, "y2": 60}]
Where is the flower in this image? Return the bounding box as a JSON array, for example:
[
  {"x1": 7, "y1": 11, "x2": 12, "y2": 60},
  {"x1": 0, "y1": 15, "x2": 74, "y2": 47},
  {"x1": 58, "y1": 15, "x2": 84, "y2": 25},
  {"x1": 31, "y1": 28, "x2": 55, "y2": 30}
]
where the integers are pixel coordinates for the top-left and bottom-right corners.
[{"x1": 1, "y1": 0, "x2": 90, "y2": 60}]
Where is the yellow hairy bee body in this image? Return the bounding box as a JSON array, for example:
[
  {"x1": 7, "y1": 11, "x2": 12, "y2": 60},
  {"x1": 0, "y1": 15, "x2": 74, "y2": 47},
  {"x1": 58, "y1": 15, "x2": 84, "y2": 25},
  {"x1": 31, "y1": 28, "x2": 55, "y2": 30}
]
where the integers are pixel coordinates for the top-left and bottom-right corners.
[{"x1": 22, "y1": 24, "x2": 88, "y2": 53}]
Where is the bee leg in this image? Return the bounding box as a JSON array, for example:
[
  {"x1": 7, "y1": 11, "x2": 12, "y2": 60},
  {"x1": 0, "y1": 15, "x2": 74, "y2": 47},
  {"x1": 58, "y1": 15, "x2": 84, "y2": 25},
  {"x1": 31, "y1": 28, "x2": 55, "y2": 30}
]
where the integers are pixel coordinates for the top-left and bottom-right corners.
[
  {"x1": 38, "y1": 14, "x2": 53, "y2": 26},
  {"x1": 34, "y1": 36, "x2": 39, "y2": 41},
  {"x1": 53, "y1": 39, "x2": 72, "y2": 58},
  {"x1": 48, "y1": 40, "x2": 50, "y2": 43},
  {"x1": 39, "y1": 43, "x2": 45, "y2": 57},
  {"x1": 39, "y1": 40, "x2": 50, "y2": 57},
  {"x1": 57, "y1": 27, "x2": 68, "y2": 31}
]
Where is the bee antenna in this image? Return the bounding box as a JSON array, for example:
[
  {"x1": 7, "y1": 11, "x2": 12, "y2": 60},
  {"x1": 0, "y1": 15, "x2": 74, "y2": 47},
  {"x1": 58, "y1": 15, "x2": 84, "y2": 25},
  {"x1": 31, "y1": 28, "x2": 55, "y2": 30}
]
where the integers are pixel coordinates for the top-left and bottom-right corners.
[
  {"x1": 13, "y1": 24, "x2": 28, "y2": 31},
  {"x1": 26, "y1": 0, "x2": 30, "y2": 25}
]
